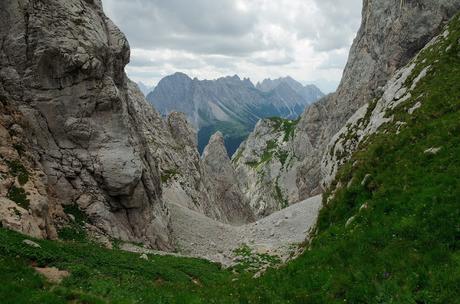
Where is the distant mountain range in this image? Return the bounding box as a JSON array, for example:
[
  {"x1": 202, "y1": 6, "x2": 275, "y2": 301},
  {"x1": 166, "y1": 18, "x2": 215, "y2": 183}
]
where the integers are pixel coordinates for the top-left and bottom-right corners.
[
  {"x1": 137, "y1": 82, "x2": 155, "y2": 96},
  {"x1": 146, "y1": 73, "x2": 324, "y2": 155}
]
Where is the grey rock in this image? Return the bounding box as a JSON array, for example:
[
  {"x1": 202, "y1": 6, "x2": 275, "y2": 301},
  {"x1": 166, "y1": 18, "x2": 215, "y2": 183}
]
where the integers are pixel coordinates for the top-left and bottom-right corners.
[
  {"x1": 234, "y1": 0, "x2": 460, "y2": 216},
  {"x1": 202, "y1": 132, "x2": 254, "y2": 225},
  {"x1": 322, "y1": 22, "x2": 454, "y2": 189},
  {"x1": 23, "y1": 239, "x2": 41, "y2": 248},
  {"x1": 0, "y1": 0, "x2": 172, "y2": 250},
  {"x1": 424, "y1": 147, "x2": 442, "y2": 155},
  {"x1": 147, "y1": 73, "x2": 323, "y2": 154}
]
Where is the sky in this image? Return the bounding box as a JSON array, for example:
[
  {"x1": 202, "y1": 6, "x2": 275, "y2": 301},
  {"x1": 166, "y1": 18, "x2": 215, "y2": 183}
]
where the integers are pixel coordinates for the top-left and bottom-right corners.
[{"x1": 101, "y1": 0, "x2": 363, "y2": 94}]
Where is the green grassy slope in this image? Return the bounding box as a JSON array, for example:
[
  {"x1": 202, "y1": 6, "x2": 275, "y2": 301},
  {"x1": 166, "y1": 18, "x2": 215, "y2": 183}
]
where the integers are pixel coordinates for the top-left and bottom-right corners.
[{"x1": 1, "y1": 14, "x2": 459, "y2": 304}]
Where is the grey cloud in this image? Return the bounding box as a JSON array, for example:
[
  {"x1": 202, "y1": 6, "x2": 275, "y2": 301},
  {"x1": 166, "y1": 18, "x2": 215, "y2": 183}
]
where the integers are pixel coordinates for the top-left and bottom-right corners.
[
  {"x1": 102, "y1": 0, "x2": 264, "y2": 56},
  {"x1": 102, "y1": 0, "x2": 363, "y2": 91},
  {"x1": 298, "y1": 0, "x2": 362, "y2": 52},
  {"x1": 250, "y1": 56, "x2": 294, "y2": 66}
]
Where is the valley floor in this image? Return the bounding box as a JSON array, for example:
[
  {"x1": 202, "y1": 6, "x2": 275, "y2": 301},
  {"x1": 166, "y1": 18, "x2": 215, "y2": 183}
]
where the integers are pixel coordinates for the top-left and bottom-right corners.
[{"x1": 168, "y1": 195, "x2": 322, "y2": 266}]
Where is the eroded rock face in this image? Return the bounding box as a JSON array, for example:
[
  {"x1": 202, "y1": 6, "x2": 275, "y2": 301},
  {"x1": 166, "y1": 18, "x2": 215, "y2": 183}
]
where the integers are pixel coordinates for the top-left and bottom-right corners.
[
  {"x1": 128, "y1": 83, "x2": 253, "y2": 226},
  {"x1": 234, "y1": 0, "x2": 460, "y2": 215},
  {"x1": 233, "y1": 119, "x2": 303, "y2": 217},
  {"x1": 0, "y1": 0, "x2": 171, "y2": 249},
  {"x1": 295, "y1": 0, "x2": 460, "y2": 198},
  {"x1": 202, "y1": 132, "x2": 254, "y2": 224}
]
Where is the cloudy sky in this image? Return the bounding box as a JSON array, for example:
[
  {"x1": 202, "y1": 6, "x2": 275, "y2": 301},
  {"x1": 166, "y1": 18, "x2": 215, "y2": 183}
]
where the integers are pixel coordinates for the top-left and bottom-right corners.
[{"x1": 102, "y1": 0, "x2": 363, "y2": 93}]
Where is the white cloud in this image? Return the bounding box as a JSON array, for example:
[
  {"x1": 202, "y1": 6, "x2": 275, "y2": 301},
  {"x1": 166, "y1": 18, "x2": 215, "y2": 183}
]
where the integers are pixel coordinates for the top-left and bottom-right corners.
[{"x1": 102, "y1": 0, "x2": 362, "y2": 93}]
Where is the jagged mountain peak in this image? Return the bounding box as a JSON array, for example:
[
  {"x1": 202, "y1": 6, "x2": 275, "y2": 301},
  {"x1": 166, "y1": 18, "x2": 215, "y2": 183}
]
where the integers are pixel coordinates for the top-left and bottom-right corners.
[{"x1": 148, "y1": 73, "x2": 324, "y2": 155}]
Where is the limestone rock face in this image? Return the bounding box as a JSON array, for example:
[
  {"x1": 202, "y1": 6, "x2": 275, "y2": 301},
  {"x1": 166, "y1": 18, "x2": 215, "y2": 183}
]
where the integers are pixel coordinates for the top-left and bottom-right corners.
[
  {"x1": 233, "y1": 119, "x2": 302, "y2": 217},
  {"x1": 234, "y1": 0, "x2": 460, "y2": 215},
  {"x1": 322, "y1": 23, "x2": 454, "y2": 188},
  {"x1": 128, "y1": 82, "x2": 253, "y2": 225},
  {"x1": 202, "y1": 132, "x2": 254, "y2": 224},
  {"x1": 0, "y1": 0, "x2": 172, "y2": 249}
]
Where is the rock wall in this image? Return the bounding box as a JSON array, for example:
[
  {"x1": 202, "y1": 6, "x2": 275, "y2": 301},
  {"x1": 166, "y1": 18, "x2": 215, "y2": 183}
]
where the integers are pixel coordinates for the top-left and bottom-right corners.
[
  {"x1": 0, "y1": 0, "x2": 254, "y2": 247},
  {"x1": 322, "y1": 22, "x2": 455, "y2": 189},
  {"x1": 0, "y1": 0, "x2": 173, "y2": 249},
  {"x1": 202, "y1": 132, "x2": 254, "y2": 224},
  {"x1": 234, "y1": 0, "x2": 460, "y2": 216},
  {"x1": 130, "y1": 84, "x2": 252, "y2": 225}
]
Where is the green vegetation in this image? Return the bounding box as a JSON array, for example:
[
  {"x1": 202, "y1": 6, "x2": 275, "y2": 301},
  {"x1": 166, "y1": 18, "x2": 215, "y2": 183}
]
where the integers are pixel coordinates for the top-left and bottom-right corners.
[
  {"x1": 57, "y1": 205, "x2": 88, "y2": 242},
  {"x1": 6, "y1": 159, "x2": 29, "y2": 185},
  {"x1": 232, "y1": 147, "x2": 245, "y2": 163},
  {"x1": 245, "y1": 137, "x2": 291, "y2": 169},
  {"x1": 13, "y1": 143, "x2": 25, "y2": 156},
  {"x1": 7, "y1": 185, "x2": 30, "y2": 209},
  {"x1": 1, "y1": 13, "x2": 459, "y2": 304},
  {"x1": 232, "y1": 244, "x2": 281, "y2": 273},
  {"x1": 0, "y1": 228, "x2": 236, "y2": 304},
  {"x1": 161, "y1": 169, "x2": 180, "y2": 183},
  {"x1": 268, "y1": 117, "x2": 300, "y2": 141},
  {"x1": 274, "y1": 180, "x2": 289, "y2": 209}
]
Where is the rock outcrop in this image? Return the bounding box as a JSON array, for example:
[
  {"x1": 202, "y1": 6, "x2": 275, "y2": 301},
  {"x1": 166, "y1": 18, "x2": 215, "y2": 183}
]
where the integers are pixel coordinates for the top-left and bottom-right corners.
[
  {"x1": 233, "y1": 118, "x2": 301, "y2": 217},
  {"x1": 322, "y1": 21, "x2": 456, "y2": 188},
  {"x1": 234, "y1": 0, "x2": 460, "y2": 216},
  {"x1": 202, "y1": 132, "x2": 254, "y2": 224},
  {"x1": 0, "y1": 0, "x2": 174, "y2": 249},
  {"x1": 0, "y1": 0, "x2": 256, "y2": 248},
  {"x1": 129, "y1": 83, "x2": 253, "y2": 225}
]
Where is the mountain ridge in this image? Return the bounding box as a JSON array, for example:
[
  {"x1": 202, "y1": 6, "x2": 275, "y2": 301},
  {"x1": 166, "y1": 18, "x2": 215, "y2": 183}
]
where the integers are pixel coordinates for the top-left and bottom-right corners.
[{"x1": 147, "y1": 73, "x2": 324, "y2": 155}]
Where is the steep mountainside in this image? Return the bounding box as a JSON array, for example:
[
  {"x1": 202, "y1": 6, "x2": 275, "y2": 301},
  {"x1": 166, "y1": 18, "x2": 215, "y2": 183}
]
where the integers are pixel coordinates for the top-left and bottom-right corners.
[
  {"x1": 1, "y1": 12, "x2": 459, "y2": 303},
  {"x1": 0, "y1": 0, "x2": 174, "y2": 250},
  {"x1": 136, "y1": 82, "x2": 155, "y2": 96},
  {"x1": 0, "y1": 0, "x2": 253, "y2": 252},
  {"x1": 234, "y1": 0, "x2": 460, "y2": 217},
  {"x1": 128, "y1": 86, "x2": 253, "y2": 226},
  {"x1": 147, "y1": 73, "x2": 323, "y2": 155}
]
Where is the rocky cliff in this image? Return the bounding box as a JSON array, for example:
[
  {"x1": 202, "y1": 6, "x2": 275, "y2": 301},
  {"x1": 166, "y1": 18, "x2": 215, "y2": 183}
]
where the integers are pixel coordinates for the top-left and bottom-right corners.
[
  {"x1": 0, "y1": 0, "x2": 174, "y2": 249},
  {"x1": 202, "y1": 132, "x2": 254, "y2": 224},
  {"x1": 0, "y1": 0, "x2": 253, "y2": 250},
  {"x1": 234, "y1": 0, "x2": 460, "y2": 216},
  {"x1": 321, "y1": 26, "x2": 448, "y2": 189}
]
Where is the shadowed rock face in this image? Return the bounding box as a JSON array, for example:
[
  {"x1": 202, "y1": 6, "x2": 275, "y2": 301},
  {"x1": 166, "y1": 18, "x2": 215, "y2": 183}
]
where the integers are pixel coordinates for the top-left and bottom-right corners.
[{"x1": 0, "y1": 0, "x2": 172, "y2": 250}]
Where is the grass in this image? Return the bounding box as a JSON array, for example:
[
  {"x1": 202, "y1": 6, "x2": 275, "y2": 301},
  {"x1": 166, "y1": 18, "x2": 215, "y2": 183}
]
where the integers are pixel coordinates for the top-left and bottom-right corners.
[
  {"x1": 0, "y1": 228, "x2": 236, "y2": 304},
  {"x1": 231, "y1": 244, "x2": 282, "y2": 273},
  {"x1": 1, "y1": 13, "x2": 460, "y2": 304},
  {"x1": 268, "y1": 117, "x2": 300, "y2": 141},
  {"x1": 57, "y1": 205, "x2": 89, "y2": 242}
]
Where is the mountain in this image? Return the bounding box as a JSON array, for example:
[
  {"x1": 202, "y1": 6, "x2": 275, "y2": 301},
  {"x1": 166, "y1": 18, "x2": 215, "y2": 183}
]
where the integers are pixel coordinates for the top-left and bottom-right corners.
[
  {"x1": 146, "y1": 74, "x2": 324, "y2": 155},
  {"x1": 1, "y1": 0, "x2": 460, "y2": 302},
  {"x1": 2, "y1": 3, "x2": 460, "y2": 303},
  {"x1": 136, "y1": 82, "x2": 155, "y2": 96},
  {"x1": 0, "y1": 0, "x2": 254, "y2": 253},
  {"x1": 233, "y1": 0, "x2": 460, "y2": 217},
  {"x1": 256, "y1": 76, "x2": 324, "y2": 102}
]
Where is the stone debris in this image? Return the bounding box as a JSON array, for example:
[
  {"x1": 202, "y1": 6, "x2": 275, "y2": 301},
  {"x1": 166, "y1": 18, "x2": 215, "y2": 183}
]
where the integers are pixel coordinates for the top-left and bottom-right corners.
[
  {"x1": 35, "y1": 267, "x2": 69, "y2": 284},
  {"x1": 23, "y1": 239, "x2": 41, "y2": 248}
]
